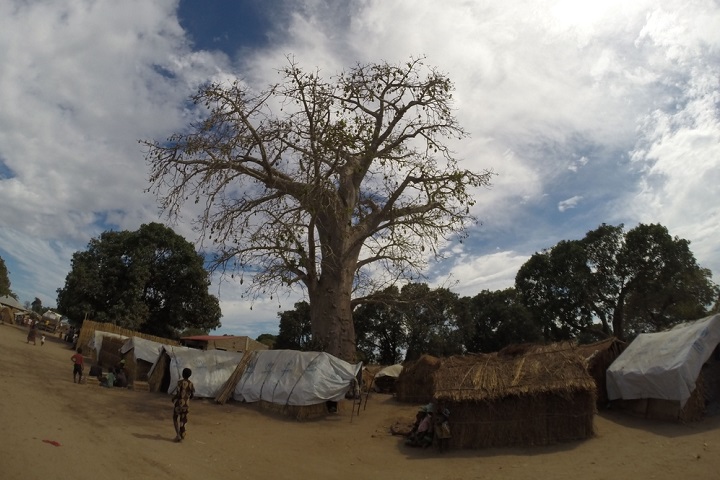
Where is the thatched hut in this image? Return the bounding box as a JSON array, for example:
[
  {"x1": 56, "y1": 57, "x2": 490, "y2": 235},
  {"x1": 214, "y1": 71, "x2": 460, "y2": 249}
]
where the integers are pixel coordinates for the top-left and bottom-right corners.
[
  {"x1": 433, "y1": 344, "x2": 596, "y2": 449},
  {"x1": 395, "y1": 355, "x2": 441, "y2": 404},
  {"x1": 575, "y1": 337, "x2": 626, "y2": 406}
]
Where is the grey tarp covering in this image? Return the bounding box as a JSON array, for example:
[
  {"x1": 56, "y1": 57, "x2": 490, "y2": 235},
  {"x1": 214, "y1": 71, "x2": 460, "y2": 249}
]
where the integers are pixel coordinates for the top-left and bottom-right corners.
[
  {"x1": 375, "y1": 364, "x2": 403, "y2": 379},
  {"x1": 233, "y1": 350, "x2": 362, "y2": 406},
  {"x1": 88, "y1": 331, "x2": 128, "y2": 358},
  {"x1": 606, "y1": 314, "x2": 720, "y2": 407},
  {"x1": 157, "y1": 346, "x2": 244, "y2": 398},
  {"x1": 119, "y1": 337, "x2": 164, "y2": 364}
]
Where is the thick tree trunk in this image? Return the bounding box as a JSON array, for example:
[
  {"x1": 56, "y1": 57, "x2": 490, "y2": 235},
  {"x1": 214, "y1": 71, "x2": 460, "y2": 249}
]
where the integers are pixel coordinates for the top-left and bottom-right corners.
[
  {"x1": 308, "y1": 268, "x2": 356, "y2": 362},
  {"x1": 612, "y1": 290, "x2": 626, "y2": 341}
]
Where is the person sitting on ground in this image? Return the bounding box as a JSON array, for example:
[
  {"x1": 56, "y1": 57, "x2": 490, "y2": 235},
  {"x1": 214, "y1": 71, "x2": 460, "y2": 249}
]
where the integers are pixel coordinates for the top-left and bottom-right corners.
[
  {"x1": 406, "y1": 403, "x2": 435, "y2": 448},
  {"x1": 435, "y1": 407, "x2": 452, "y2": 452},
  {"x1": 114, "y1": 367, "x2": 128, "y2": 388},
  {"x1": 101, "y1": 368, "x2": 115, "y2": 388}
]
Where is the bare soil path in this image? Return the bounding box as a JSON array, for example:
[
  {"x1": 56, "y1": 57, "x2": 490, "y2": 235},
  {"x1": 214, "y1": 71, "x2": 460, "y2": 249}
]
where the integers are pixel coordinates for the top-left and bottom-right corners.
[{"x1": 1, "y1": 323, "x2": 719, "y2": 480}]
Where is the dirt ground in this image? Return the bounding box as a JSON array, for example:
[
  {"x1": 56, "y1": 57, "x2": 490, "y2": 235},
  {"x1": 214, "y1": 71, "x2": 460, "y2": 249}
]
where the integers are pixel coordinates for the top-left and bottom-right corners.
[{"x1": 2, "y1": 324, "x2": 720, "y2": 480}]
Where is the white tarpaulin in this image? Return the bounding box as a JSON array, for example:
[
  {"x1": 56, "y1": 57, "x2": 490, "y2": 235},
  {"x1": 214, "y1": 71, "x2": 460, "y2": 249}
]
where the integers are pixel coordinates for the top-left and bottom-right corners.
[
  {"x1": 159, "y1": 346, "x2": 244, "y2": 398},
  {"x1": 119, "y1": 337, "x2": 165, "y2": 364},
  {"x1": 88, "y1": 331, "x2": 128, "y2": 358},
  {"x1": 376, "y1": 364, "x2": 403, "y2": 379},
  {"x1": 606, "y1": 314, "x2": 720, "y2": 407},
  {"x1": 233, "y1": 350, "x2": 362, "y2": 406}
]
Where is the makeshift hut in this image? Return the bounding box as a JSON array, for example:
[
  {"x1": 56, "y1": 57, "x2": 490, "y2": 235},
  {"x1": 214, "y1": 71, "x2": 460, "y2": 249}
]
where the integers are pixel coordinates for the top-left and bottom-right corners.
[
  {"x1": 215, "y1": 350, "x2": 362, "y2": 419},
  {"x1": 119, "y1": 337, "x2": 166, "y2": 384},
  {"x1": 372, "y1": 364, "x2": 403, "y2": 393},
  {"x1": 147, "y1": 345, "x2": 244, "y2": 398},
  {"x1": 77, "y1": 320, "x2": 178, "y2": 364},
  {"x1": 575, "y1": 337, "x2": 626, "y2": 406},
  {"x1": 432, "y1": 344, "x2": 596, "y2": 449},
  {"x1": 606, "y1": 313, "x2": 720, "y2": 422},
  {"x1": 395, "y1": 355, "x2": 441, "y2": 404},
  {"x1": 361, "y1": 365, "x2": 383, "y2": 393}
]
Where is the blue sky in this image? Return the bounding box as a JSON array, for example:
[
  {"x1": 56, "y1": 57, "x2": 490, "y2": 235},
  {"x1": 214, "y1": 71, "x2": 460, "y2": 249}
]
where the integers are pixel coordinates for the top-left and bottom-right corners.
[{"x1": 1, "y1": 0, "x2": 719, "y2": 339}]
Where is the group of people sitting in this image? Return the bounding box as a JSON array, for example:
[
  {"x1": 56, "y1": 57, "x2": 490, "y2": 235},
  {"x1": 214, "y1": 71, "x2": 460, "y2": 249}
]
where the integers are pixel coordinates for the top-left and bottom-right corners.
[
  {"x1": 405, "y1": 402, "x2": 452, "y2": 452},
  {"x1": 92, "y1": 359, "x2": 129, "y2": 388}
]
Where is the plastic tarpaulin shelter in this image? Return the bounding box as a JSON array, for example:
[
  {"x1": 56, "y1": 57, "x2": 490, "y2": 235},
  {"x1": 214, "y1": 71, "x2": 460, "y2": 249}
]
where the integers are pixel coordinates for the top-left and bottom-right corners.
[
  {"x1": 233, "y1": 350, "x2": 362, "y2": 406},
  {"x1": 375, "y1": 364, "x2": 403, "y2": 379},
  {"x1": 606, "y1": 314, "x2": 720, "y2": 407},
  {"x1": 156, "y1": 346, "x2": 244, "y2": 398},
  {"x1": 88, "y1": 331, "x2": 128, "y2": 358},
  {"x1": 120, "y1": 337, "x2": 164, "y2": 364}
]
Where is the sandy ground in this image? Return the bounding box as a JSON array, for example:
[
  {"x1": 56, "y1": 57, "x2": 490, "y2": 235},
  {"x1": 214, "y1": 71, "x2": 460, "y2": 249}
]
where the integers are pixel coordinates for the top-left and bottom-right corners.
[{"x1": 2, "y1": 324, "x2": 720, "y2": 480}]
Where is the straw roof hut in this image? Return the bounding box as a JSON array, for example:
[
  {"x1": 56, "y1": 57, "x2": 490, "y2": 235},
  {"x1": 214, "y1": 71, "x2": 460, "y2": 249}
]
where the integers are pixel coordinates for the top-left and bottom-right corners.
[
  {"x1": 575, "y1": 337, "x2": 626, "y2": 406},
  {"x1": 395, "y1": 355, "x2": 441, "y2": 404},
  {"x1": 433, "y1": 343, "x2": 596, "y2": 449}
]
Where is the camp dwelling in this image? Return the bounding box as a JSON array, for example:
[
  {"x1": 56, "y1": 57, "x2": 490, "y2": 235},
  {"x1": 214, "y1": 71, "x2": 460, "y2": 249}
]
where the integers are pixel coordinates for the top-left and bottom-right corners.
[
  {"x1": 119, "y1": 337, "x2": 167, "y2": 385},
  {"x1": 397, "y1": 345, "x2": 597, "y2": 448},
  {"x1": 575, "y1": 337, "x2": 626, "y2": 406},
  {"x1": 215, "y1": 349, "x2": 362, "y2": 420},
  {"x1": 606, "y1": 313, "x2": 720, "y2": 422},
  {"x1": 77, "y1": 319, "x2": 179, "y2": 368},
  {"x1": 148, "y1": 345, "x2": 243, "y2": 398},
  {"x1": 395, "y1": 354, "x2": 440, "y2": 404}
]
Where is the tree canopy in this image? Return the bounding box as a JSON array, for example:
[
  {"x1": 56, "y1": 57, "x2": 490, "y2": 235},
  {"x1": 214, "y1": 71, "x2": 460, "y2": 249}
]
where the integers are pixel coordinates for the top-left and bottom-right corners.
[
  {"x1": 56, "y1": 222, "x2": 222, "y2": 338},
  {"x1": 0, "y1": 256, "x2": 14, "y2": 299},
  {"x1": 515, "y1": 223, "x2": 718, "y2": 341},
  {"x1": 143, "y1": 57, "x2": 492, "y2": 360}
]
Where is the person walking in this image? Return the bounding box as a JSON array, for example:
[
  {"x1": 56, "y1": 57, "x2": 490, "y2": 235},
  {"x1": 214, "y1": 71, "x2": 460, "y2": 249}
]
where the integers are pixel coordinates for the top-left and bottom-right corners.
[{"x1": 171, "y1": 368, "x2": 195, "y2": 442}]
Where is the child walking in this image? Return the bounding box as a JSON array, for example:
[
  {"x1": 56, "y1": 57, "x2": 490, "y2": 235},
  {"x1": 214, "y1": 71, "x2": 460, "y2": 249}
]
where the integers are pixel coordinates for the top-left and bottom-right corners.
[
  {"x1": 70, "y1": 347, "x2": 84, "y2": 383},
  {"x1": 172, "y1": 368, "x2": 195, "y2": 442}
]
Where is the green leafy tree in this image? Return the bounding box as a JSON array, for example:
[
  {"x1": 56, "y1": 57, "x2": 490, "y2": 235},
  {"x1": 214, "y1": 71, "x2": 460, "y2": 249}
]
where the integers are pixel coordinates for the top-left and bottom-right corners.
[
  {"x1": 31, "y1": 297, "x2": 43, "y2": 314},
  {"x1": 275, "y1": 301, "x2": 312, "y2": 350},
  {"x1": 56, "y1": 222, "x2": 222, "y2": 338},
  {"x1": 143, "y1": 58, "x2": 493, "y2": 361},
  {"x1": 459, "y1": 288, "x2": 542, "y2": 353},
  {"x1": 353, "y1": 285, "x2": 406, "y2": 364},
  {"x1": 0, "y1": 256, "x2": 14, "y2": 298},
  {"x1": 256, "y1": 333, "x2": 277, "y2": 349},
  {"x1": 401, "y1": 283, "x2": 464, "y2": 361},
  {"x1": 516, "y1": 223, "x2": 718, "y2": 341}
]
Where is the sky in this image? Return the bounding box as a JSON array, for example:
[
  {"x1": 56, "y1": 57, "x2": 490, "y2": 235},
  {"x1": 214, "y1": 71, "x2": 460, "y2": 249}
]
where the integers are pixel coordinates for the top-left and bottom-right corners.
[{"x1": 1, "y1": 0, "x2": 719, "y2": 339}]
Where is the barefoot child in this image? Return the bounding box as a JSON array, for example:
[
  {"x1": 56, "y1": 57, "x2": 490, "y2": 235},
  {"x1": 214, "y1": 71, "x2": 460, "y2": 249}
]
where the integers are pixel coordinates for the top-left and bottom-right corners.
[
  {"x1": 172, "y1": 368, "x2": 195, "y2": 442},
  {"x1": 70, "y1": 348, "x2": 84, "y2": 383}
]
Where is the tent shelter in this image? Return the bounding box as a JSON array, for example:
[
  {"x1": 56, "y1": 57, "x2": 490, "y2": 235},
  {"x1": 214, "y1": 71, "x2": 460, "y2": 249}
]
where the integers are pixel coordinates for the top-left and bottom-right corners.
[
  {"x1": 606, "y1": 314, "x2": 720, "y2": 421},
  {"x1": 372, "y1": 364, "x2": 403, "y2": 393},
  {"x1": 148, "y1": 346, "x2": 244, "y2": 398},
  {"x1": 119, "y1": 337, "x2": 166, "y2": 384},
  {"x1": 215, "y1": 350, "x2": 362, "y2": 419}
]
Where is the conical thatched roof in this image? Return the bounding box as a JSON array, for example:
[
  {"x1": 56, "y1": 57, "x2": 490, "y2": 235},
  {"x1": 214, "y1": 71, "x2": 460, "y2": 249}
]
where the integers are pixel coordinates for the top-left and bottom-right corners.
[{"x1": 433, "y1": 343, "x2": 596, "y2": 403}]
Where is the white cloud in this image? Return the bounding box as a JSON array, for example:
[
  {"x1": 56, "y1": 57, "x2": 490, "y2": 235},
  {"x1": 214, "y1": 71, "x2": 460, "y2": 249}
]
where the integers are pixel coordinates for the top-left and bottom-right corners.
[
  {"x1": 558, "y1": 196, "x2": 583, "y2": 212},
  {"x1": 1, "y1": 0, "x2": 719, "y2": 339}
]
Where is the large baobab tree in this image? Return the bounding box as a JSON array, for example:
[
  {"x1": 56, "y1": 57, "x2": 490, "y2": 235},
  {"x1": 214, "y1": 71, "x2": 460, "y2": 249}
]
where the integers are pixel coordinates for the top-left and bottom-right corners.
[{"x1": 143, "y1": 57, "x2": 493, "y2": 360}]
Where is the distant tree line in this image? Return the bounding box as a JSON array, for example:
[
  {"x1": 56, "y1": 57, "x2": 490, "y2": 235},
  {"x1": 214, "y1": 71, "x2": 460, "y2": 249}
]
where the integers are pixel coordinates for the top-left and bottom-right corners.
[{"x1": 271, "y1": 223, "x2": 719, "y2": 364}]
